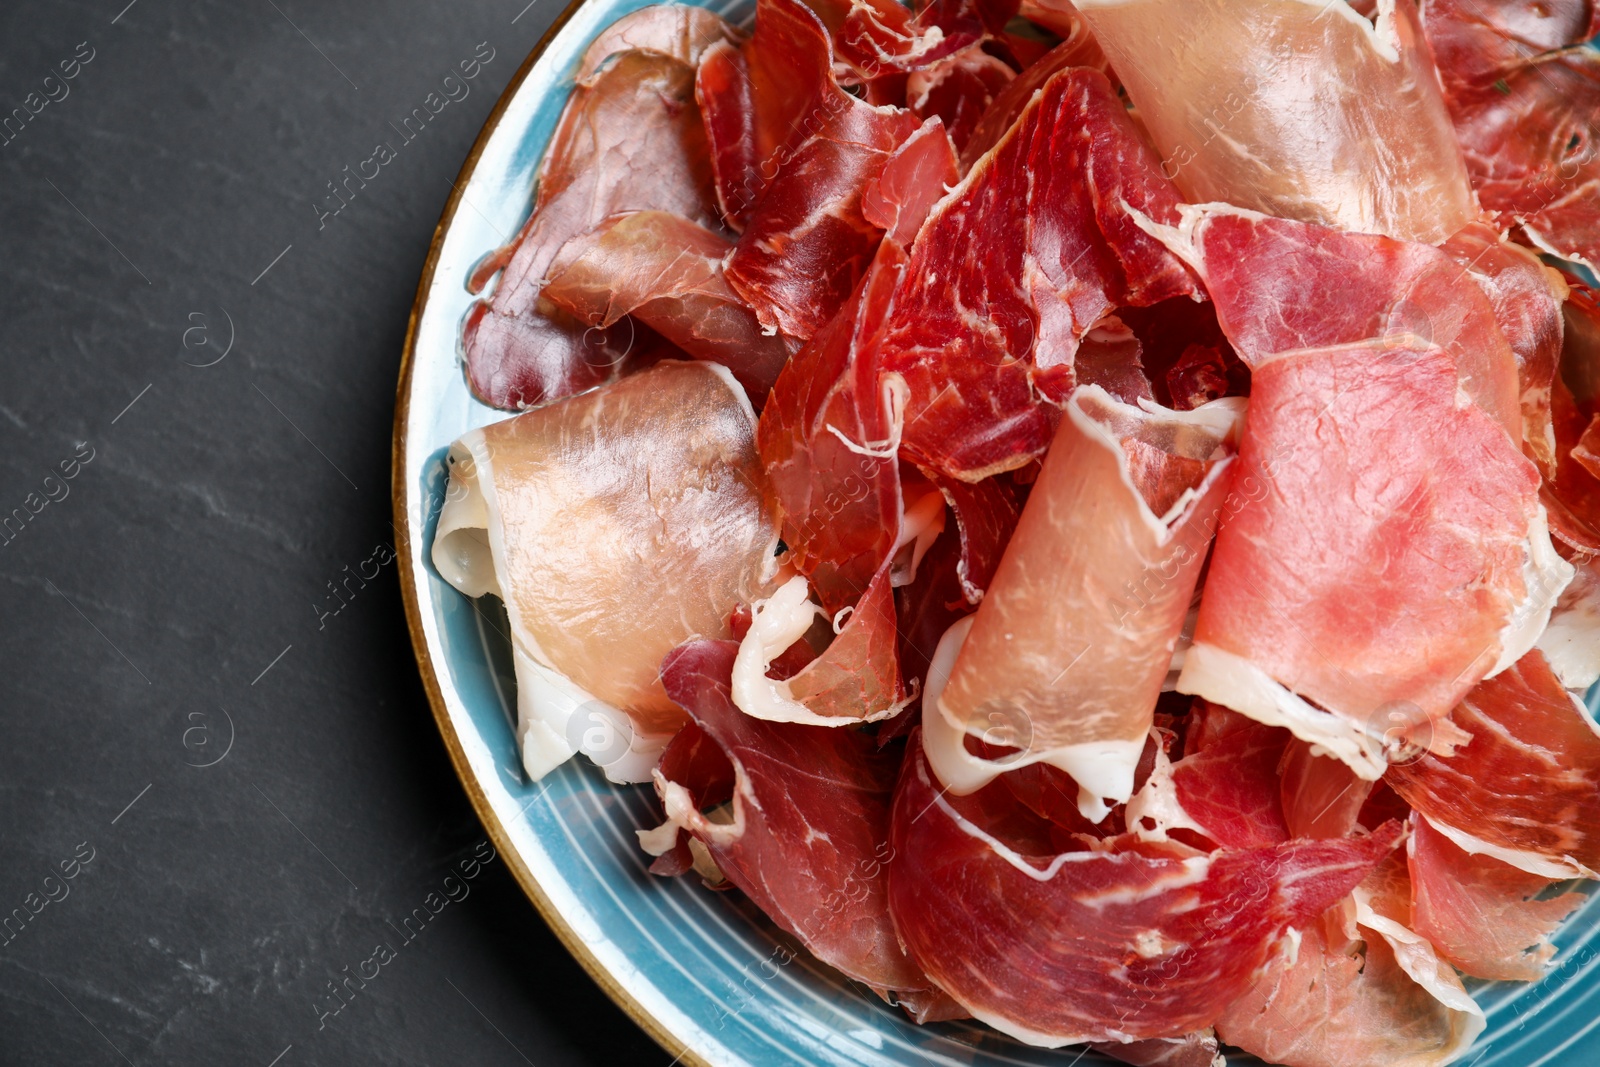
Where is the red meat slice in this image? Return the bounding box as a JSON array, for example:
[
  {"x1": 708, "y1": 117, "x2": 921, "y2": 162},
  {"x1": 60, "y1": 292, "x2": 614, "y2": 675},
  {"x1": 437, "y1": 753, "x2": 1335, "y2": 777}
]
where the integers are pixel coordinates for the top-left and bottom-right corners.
[
  {"x1": 542, "y1": 211, "x2": 796, "y2": 401},
  {"x1": 652, "y1": 640, "x2": 932, "y2": 996},
  {"x1": 860, "y1": 118, "x2": 961, "y2": 250},
  {"x1": 573, "y1": 4, "x2": 739, "y2": 83},
  {"x1": 1179, "y1": 337, "x2": 1549, "y2": 779},
  {"x1": 1409, "y1": 815, "x2": 1585, "y2": 981},
  {"x1": 880, "y1": 67, "x2": 1200, "y2": 482},
  {"x1": 906, "y1": 47, "x2": 1014, "y2": 155},
  {"x1": 889, "y1": 737, "x2": 1401, "y2": 1046},
  {"x1": 1421, "y1": 0, "x2": 1600, "y2": 269},
  {"x1": 462, "y1": 51, "x2": 718, "y2": 409},
  {"x1": 1387, "y1": 649, "x2": 1600, "y2": 879},
  {"x1": 719, "y1": 0, "x2": 922, "y2": 340},
  {"x1": 1170, "y1": 707, "x2": 1291, "y2": 849},
  {"x1": 1279, "y1": 739, "x2": 1374, "y2": 841}
]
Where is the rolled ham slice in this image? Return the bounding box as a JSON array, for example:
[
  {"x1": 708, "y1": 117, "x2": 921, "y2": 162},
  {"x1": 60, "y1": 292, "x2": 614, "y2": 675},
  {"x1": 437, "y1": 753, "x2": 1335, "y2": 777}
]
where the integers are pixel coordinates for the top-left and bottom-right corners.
[
  {"x1": 927, "y1": 387, "x2": 1242, "y2": 819},
  {"x1": 431, "y1": 361, "x2": 779, "y2": 782},
  {"x1": 1076, "y1": 0, "x2": 1477, "y2": 244}
]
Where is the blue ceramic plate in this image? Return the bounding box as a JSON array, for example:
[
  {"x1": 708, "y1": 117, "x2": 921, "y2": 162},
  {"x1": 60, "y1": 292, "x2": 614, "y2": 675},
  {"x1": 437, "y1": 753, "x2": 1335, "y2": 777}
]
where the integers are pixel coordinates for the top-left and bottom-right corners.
[{"x1": 391, "y1": 4, "x2": 1600, "y2": 1062}]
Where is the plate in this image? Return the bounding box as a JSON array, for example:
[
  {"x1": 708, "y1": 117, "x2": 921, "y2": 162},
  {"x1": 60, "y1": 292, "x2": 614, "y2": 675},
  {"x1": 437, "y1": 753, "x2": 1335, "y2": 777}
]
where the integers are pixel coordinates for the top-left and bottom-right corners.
[{"x1": 390, "y1": 3, "x2": 1600, "y2": 1063}]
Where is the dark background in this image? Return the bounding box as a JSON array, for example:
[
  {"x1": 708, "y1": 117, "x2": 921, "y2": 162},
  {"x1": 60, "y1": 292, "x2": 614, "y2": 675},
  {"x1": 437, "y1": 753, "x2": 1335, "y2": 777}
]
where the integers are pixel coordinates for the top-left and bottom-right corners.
[{"x1": 0, "y1": 1, "x2": 674, "y2": 1063}]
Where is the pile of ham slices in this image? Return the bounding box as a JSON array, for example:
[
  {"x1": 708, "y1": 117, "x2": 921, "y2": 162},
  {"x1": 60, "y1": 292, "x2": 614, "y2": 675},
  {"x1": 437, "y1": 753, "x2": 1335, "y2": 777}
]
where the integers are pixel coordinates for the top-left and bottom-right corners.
[{"x1": 430, "y1": 0, "x2": 1600, "y2": 1063}]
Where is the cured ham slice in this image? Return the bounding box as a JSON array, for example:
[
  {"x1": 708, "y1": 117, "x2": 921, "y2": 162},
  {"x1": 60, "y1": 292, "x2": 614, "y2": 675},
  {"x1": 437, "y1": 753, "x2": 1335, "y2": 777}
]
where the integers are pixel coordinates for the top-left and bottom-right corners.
[
  {"x1": 1169, "y1": 704, "x2": 1291, "y2": 849},
  {"x1": 1387, "y1": 649, "x2": 1600, "y2": 879},
  {"x1": 431, "y1": 361, "x2": 778, "y2": 779},
  {"x1": 958, "y1": 27, "x2": 1109, "y2": 170},
  {"x1": 648, "y1": 639, "x2": 933, "y2": 997},
  {"x1": 889, "y1": 737, "x2": 1402, "y2": 1046},
  {"x1": 542, "y1": 211, "x2": 795, "y2": 401},
  {"x1": 927, "y1": 389, "x2": 1240, "y2": 818},
  {"x1": 1279, "y1": 740, "x2": 1374, "y2": 840},
  {"x1": 717, "y1": 0, "x2": 922, "y2": 340},
  {"x1": 906, "y1": 47, "x2": 1014, "y2": 154},
  {"x1": 1440, "y1": 222, "x2": 1568, "y2": 476},
  {"x1": 1215, "y1": 911, "x2": 1484, "y2": 1067},
  {"x1": 860, "y1": 118, "x2": 961, "y2": 249},
  {"x1": 1076, "y1": 0, "x2": 1476, "y2": 245},
  {"x1": 1092, "y1": 1032, "x2": 1221, "y2": 1067},
  {"x1": 1409, "y1": 815, "x2": 1585, "y2": 981},
  {"x1": 1177, "y1": 336, "x2": 1563, "y2": 779},
  {"x1": 1539, "y1": 557, "x2": 1600, "y2": 689},
  {"x1": 1421, "y1": 0, "x2": 1600, "y2": 269},
  {"x1": 879, "y1": 67, "x2": 1202, "y2": 481},
  {"x1": 1159, "y1": 205, "x2": 1522, "y2": 439},
  {"x1": 573, "y1": 4, "x2": 738, "y2": 83},
  {"x1": 462, "y1": 51, "x2": 718, "y2": 409}
]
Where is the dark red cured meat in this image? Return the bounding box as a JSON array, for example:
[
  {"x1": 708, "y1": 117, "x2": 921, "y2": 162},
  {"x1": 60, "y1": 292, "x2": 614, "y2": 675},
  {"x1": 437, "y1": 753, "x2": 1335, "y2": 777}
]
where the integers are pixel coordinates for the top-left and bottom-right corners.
[
  {"x1": 888, "y1": 736, "x2": 1401, "y2": 1044},
  {"x1": 573, "y1": 4, "x2": 740, "y2": 84},
  {"x1": 1421, "y1": 0, "x2": 1600, "y2": 269},
  {"x1": 860, "y1": 118, "x2": 961, "y2": 250},
  {"x1": 1440, "y1": 221, "x2": 1567, "y2": 476},
  {"x1": 879, "y1": 67, "x2": 1200, "y2": 482},
  {"x1": 1092, "y1": 1033, "x2": 1222, "y2": 1067},
  {"x1": 696, "y1": 40, "x2": 759, "y2": 231},
  {"x1": 1175, "y1": 208, "x2": 1522, "y2": 439},
  {"x1": 541, "y1": 211, "x2": 796, "y2": 401},
  {"x1": 757, "y1": 243, "x2": 907, "y2": 615},
  {"x1": 648, "y1": 721, "x2": 734, "y2": 876},
  {"x1": 958, "y1": 29, "x2": 1110, "y2": 170},
  {"x1": 1279, "y1": 739, "x2": 1374, "y2": 841},
  {"x1": 1387, "y1": 649, "x2": 1600, "y2": 877},
  {"x1": 1114, "y1": 298, "x2": 1248, "y2": 412},
  {"x1": 783, "y1": 560, "x2": 906, "y2": 720},
  {"x1": 1409, "y1": 815, "x2": 1585, "y2": 981},
  {"x1": 656, "y1": 640, "x2": 932, "y2": 994},
  {"x1": 889, "y1": 531, "x2": 967, "y2": 728},
  {"x1": 927, "y1": 467, "x2": 1019, "y2": 602},
  {"x1": 1170, "y1": 706, "x2": 1291, "y2": 849},
  {"x1": 720, "y1": 0, "x2": 922, "y2": 341},
  {"x1": 797, "y1": 0, "x2": 976, "y2": 82},
  {"x1": 462, "y1": 51, "x2": 718, "y2": 410},
  {"x1": 906, "y1": 47, "x2": 1014, "y2": 155}
]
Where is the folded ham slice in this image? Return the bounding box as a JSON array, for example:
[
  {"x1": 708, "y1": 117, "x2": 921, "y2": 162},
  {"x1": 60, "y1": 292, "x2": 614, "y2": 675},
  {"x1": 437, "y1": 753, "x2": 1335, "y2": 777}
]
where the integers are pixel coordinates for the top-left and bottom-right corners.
[
  {"x1": 926, "y1": 388, "x2": 1241, "y2": 819},
  {"x1": 1077, "y1": 0, "x2": 1477, "y2": 244},
  {"x1": 1421, "y1": 0, "x2": 1600, "y2": 270},
  {"x1": 462, "y1": 51, "x2": 718, "y2": 409},
  {"x1": 1387, "y1": 649, "x2": 1600, "y2": 879},
  {"x1": 573, "y1": 3, "x2": 739, "y2": 83},
  {"x1": 889, "y1": 735, "x2": 1402, "y2": 1047},
  {"x1": 1178, "y1": 336, "x2": 1563, "y2": 779},
  {"x1": 431, "y1": 361, "x2": 778, "y2": 781}
]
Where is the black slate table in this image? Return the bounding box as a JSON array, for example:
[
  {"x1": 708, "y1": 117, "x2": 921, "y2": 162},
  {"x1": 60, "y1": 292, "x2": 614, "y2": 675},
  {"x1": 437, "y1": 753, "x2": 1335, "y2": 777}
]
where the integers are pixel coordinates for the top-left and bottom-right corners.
[{"x1": 0, "y1": 2, "x2": 673, "y2": 1063}]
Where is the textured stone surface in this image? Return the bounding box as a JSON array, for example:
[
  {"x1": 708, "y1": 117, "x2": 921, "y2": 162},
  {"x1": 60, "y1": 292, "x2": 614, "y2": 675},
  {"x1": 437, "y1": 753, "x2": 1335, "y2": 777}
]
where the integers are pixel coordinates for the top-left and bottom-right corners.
[{"x1": 0, "y1": 1, "x2": 671, "y2": 1062}]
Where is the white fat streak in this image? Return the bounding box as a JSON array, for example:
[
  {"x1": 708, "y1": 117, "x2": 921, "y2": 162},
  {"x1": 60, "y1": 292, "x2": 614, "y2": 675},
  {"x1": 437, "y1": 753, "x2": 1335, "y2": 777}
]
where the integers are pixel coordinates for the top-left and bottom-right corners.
[
  {"x1": 1351, "y1": 891, "x2": 1483, "y2": 1017},
  {"x1": 920, "y1": 617, "x2": 1146, "y2": 820},
  {"x1": 431, "y1": 435, "x2": 501, "y2": 599},
  {"x1": 1073, "y1": 0, "x2": 1400, "y2": 62},
  {"x1": 824, "y1": 374, "x2": 908, "y2": 459},
  {"x1": 1421, "y1": 813, "x2": 1598, "y2": 880},
  {"x1": 1177, "y1": 642, "x2": 1389, "y2": 779},
  {"x1": 892, "y1": 487, "x2": 947, "y2": 589},
  {"x1": 1490, "y1": 504, "x2": 1573, "y2": 676},
  {"x1": 513, "y1": 645, "x2": 670, "y2": 784},
  {"x1": 1069, "y1": 387, "x2": 1192, "y2": 547},
  {"x1": 1125, "y1": 737, "x2": 1210, "y2": 843}
]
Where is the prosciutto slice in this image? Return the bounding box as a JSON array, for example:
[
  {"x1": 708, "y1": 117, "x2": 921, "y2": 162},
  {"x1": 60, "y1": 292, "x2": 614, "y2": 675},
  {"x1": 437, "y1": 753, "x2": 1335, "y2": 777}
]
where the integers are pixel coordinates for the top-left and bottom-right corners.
[
  {"x1": 648, "y1": 639, "x2": 933, "y2": 996},
  {"x1": 1409, "y1": 815, "x2": 1585, "y2": 981},
  {"x1": 1421, "y1": 0, "x2": 1600, "y2": 269},
  {"x1": 889, "y1": 737, "x2": 1402, "y2": 1047},
  {"x1": 879, "y1": 67, "x2": 1201, "y2": 481},
  {"x1": 927, "y1": 389, "x2": 1240, "y2": 818},
  {"x1": 1076, "y1": 0, "x2": 1476, "y2": 244},
  {"x1": 1387, "y1": 649, "x2": 1600, "y2": 878},
  {"x1": 542, "y1": 211, "x2": 795, "y2": 400},
  {"x1": 1179, "y1": 335, "x2": 1561, "y2": 779},
  {"x1": 573, "y1": 4, "x2": 739, "y2": 82},
  {"x1": 717, "y1": 0, "x2": 922, "y2": 340},
  {"x1": 431, "y1": 361, "x2": 778, "y2": 779},
  {"x1": 462, "y1": 51, "x2": 717, "y2": 409}
]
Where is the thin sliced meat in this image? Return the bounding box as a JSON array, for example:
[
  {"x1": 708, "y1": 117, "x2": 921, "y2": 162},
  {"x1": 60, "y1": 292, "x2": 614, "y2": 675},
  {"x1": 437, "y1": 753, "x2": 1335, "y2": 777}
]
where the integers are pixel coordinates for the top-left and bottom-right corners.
[
  {"x1": 1215, "y1": 911, "x2": 1484, "y2": 1067},
  {"x1": 1538, "y1": 555, "x2": 1600, "y2": 688},
  {"x1": 889, "y1": 737, "x2": 1403, "y2": 1046},
  {"x1": 649, "y1": 640, "x2": 932, "y2": 996},
  {"x1": 1092, "y1": 1032, "x2": 1221, "y2": 1067},
  {"x1": 542, "y1": 211, "x2": 796, "y2": 401},
  {"x1": 799, "y1": 0, "x2": 977, "y2": 81},
  {"x1": 906, "y1": 46, "x2": 1014, "y2": 154},
  {"x1": 1170, "y1": 705, "x2": 1291, "y2": 849},
  {"x1": 929, "y1": 391, "x2": 1240, "y2": 819},
  {"x1": 696, "y1": 40, "x2": 759, "y2": 230},
  {"x1": 462, "y1": 51, "x2": 718, "y2": 409},
  {"x1": 927, "y1": 468, "x2": 1019, "y2": 602},
  {"x1": 1440, "y1": 221, "x2": 1569, "y2": 476},
  {"x1": 430, "y1": 361, "x2": 777, "y2": 778},
  {"x1": 721, "y1": 0, "x2": 922, "y2": 340},
  {"x1": 1177, "y1": 337, "x2": 1562, "y2": 780},
  {"x1": 1409, "y1": 815, "x2": 1585, "y2": 981},
  {"x1": 574, "y1": 4, "x2": 739, "y2": 83},
  {"x1": 860, "y1": 117, "x2": 961, "y2": 249},
  {"x1": 1159, "y1": 204, "x2": 1522, "y2": 440},
  {"x1": 880, "y1": 67, "x2": 1202, "y2": 482},
  {"x1": 1421, "y1": 0, "x2": 1600, "y2": 269},
  {"x1": 1280, "y1": 739, "x2": 1374, "y2": 840},
  {"x1": 1078, "y1": 0, "x2": 1476, "y2": 244},
  {"x1": 1387, "y1": 649, "x2": 1600, "y2": 879}
]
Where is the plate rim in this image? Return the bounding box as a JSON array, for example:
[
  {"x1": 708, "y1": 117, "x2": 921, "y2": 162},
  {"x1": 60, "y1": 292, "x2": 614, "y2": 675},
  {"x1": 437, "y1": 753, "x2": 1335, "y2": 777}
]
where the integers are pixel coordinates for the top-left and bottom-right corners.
[{"x1": 388, "y1": 5, "x2": 711, "y2": 1063}]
